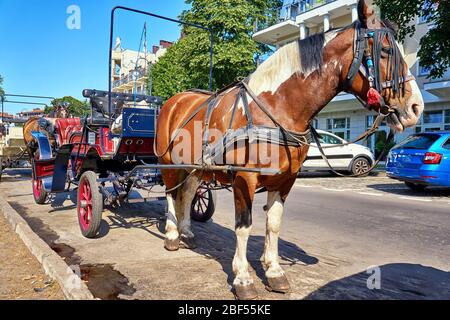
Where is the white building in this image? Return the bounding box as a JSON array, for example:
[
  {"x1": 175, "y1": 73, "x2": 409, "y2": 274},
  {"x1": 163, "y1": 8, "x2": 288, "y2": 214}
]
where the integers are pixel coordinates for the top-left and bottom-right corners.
[
  {"x1": 111, "y1": 38, "x2": 173, "y2": 94},
  {"x1": 253, "y1": 0, "x2": 450, "y2": 154}
]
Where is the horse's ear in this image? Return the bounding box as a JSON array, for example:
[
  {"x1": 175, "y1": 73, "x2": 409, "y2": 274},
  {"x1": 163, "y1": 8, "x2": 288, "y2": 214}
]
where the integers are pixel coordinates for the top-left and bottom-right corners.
[{"x1": 357, "y1": 0, "x2": 382, "y2": 29}]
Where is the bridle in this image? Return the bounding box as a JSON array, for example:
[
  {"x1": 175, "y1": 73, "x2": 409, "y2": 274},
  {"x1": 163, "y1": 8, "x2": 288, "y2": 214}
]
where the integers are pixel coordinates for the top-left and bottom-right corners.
[
  {"x1": 310, "y1": 21, "x2": 417, "y2": 177},
  {"x1": 342, "y1": 22, "x2": 416, "y2": 116}
]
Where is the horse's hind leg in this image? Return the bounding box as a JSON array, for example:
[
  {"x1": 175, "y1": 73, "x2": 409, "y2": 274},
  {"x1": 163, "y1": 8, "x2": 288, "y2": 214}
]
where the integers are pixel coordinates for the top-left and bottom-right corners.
[
  {"x1": 232, "y1": 174, "x2": 258, "y2": 300},
  {"x1": 263, "y1": 191, "x2": 290, "y2": 293},
  {"x1": 178, "y1": 174, "x2": 201, "y2": 249}
]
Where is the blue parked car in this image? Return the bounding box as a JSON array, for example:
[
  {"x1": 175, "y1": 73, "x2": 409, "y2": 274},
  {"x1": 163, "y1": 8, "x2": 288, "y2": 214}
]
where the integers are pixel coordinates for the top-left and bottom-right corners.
[{"x1": 386, "y1": 132, "x2": 450, "y2": 190}]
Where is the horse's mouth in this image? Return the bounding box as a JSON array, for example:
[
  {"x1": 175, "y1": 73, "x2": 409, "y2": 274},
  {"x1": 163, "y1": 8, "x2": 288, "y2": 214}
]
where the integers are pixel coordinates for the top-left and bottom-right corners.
[{"x1": 386, "y1": 110, "x2": 404, "y2": 132}]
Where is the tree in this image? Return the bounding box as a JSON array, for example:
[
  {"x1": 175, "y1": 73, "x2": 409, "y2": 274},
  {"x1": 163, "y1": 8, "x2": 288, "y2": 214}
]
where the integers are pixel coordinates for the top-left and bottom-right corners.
[
  {"x1": 0, "y1": 75, "x2": 4, "y2": 98},
  {"x1": 151, "y1": 0, "x2": 282, "y2": 101},
  {"x1": 46, "y1": 96, "x2": 90, "y2": 116},
  {"x1": 375, "y1": 0, "x2": 450, "y2": 79}
]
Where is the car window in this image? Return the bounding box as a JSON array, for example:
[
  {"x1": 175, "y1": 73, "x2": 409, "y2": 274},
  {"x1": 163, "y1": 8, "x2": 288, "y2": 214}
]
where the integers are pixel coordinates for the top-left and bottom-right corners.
[
  {"x1": 394, "y1": 134, "x2": 440, "y2": 150},
  {"x1": 443, "y1": 138, "x2": 450, "y2": 150},
  {"x1": 320, "y1": 133, "x2": 342, "y2": 145}
]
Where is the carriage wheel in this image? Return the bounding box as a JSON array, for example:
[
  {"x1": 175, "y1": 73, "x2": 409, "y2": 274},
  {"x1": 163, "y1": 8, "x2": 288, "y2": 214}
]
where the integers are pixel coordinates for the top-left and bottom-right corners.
[
  {"x1": 77, "y1": 171, "x2": 103, "y2": 238},
  {"x1": 190, "y1": 185, "x2": 216, "y2": 222},
  {"x1": 31, "y1": 152, "x2": 48, "y2": 204}
]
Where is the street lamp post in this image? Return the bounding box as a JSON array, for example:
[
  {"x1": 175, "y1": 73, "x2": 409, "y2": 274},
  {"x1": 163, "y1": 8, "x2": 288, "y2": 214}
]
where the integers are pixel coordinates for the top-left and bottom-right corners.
[{"x1": 1, "y1": 95, "x2": 4, "y2": 124}]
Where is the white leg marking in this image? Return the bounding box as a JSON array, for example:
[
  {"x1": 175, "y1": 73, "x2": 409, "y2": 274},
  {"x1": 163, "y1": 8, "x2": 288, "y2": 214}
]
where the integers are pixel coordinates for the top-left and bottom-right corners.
[
  {"x1": 165, "y1": 193, "x2": 179, "y2": 241},
  {"x1": 178, "y1": 176, "x2": 201, "y2": 238},
  {"x1": 233, "y1": 226, "x2": 253, "y2": 286},
  {"x1": 263, "y1": 191, "x2": 285, "y2": 278}
]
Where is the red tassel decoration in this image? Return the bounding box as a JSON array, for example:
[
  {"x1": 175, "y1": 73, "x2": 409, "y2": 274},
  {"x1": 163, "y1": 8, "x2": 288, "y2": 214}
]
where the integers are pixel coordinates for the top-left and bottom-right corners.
[{"x1": 367, "y1": 88, "x2": 382, "y2": 109}]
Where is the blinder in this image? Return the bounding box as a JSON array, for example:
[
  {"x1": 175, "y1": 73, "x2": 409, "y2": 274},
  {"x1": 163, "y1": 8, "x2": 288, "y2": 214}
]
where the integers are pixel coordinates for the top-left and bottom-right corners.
[{"x1": 343, "y1": 22, "x2": 415, "y2": 116}]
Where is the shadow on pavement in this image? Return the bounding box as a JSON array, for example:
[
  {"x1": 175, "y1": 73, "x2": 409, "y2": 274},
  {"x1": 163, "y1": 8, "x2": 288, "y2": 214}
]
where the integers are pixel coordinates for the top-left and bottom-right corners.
[
  {"x1": 191, "y1": 218, "x2": 319, "y2": 287},
  {"x1": 367, "y1": 183, "x2": 450, "y2": 198},
  {"x1": 298, "y1": 171, "x2": 384, "y2": 179},
  {"x1": 305, "y1": 263, "x2": 450, "y2": 299}
]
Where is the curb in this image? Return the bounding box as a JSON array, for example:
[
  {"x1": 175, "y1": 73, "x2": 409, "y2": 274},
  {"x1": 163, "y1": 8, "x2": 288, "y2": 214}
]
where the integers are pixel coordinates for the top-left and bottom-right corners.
[{"x1": 0, "y1": 195, "x2": 95, "y2": 300}]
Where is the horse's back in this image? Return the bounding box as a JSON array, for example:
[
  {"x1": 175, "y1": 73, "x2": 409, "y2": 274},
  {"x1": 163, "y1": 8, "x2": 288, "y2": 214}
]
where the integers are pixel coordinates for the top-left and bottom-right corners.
[{"x1": 156, "y1": 91, "x2": 211, "y2": 161}]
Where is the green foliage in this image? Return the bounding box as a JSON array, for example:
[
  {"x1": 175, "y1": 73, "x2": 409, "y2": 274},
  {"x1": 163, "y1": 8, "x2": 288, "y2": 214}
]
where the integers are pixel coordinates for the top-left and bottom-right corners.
[
  {"x1": 375, "y1": 0, "x2": 450, "y2": 79},
  {"x1": 48, "y1": 96, "x2": 90, "y2": 116},
  {"x1": 151, "y1": 0, "x2": 282, "y2": 101},
  {"x1": 0, "y1": 75, "x2": 5, "y2": 98},
  {"x1": 374, "y1": 130, "x2": 396, "y2": 158}
]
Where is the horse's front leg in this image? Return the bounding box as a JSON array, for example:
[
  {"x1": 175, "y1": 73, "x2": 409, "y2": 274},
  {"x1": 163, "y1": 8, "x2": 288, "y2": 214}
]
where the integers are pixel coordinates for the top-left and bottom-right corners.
[
  {"x1": 164, "y1": 190, "x2": 181, "y2": 251},
  {"x1": 232, "y1": 175, "x2": 258, "y2": 300},
  {"x1": 263, "y1": 191, "x2": 290, "y2": 293}
]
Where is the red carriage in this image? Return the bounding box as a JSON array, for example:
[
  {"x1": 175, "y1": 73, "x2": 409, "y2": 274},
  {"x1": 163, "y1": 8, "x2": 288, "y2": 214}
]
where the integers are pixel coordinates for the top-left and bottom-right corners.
[{"x1": 29, "y1": 89, "x2": 216, "y2": 238}]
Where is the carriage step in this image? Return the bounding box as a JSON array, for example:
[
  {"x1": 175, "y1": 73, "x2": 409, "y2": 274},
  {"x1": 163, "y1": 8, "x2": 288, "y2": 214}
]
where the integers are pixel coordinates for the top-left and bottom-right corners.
[{"x1": 124, "y1": 197, "x2": 166, "y2": 204}]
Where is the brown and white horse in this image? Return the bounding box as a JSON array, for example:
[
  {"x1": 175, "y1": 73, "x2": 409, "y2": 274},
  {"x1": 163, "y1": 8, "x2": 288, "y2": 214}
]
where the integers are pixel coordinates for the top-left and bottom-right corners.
[{"x1": 155, "y1": 0, "x2": 424, "y2": 299}]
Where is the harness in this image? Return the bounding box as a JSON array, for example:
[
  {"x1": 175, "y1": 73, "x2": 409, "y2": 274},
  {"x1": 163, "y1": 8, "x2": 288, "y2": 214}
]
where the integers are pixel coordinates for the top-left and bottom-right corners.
[{"x1": 157, "y1": 22, "x2": 415, "y2": 180}]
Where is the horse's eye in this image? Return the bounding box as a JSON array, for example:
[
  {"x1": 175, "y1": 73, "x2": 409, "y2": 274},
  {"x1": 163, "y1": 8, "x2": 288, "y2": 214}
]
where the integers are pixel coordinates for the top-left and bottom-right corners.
[{"x1": 382, "y1": 47, "x2": 393, "y2": 55}]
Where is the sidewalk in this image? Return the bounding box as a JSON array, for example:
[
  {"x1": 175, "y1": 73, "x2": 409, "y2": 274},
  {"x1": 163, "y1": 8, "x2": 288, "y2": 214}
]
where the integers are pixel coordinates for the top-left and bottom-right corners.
[{"x1": 0, "y1": 212, "x2": 64, "y2": 299}]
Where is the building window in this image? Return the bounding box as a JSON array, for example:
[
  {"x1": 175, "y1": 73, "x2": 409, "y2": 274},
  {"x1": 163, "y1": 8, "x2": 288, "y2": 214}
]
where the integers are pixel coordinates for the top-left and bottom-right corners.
[
  {"x1": 418, "y1": 0, "x2": 437, "y2": 24},
  {"x1": 415, "y1": 109, "x2": 450, "y2": 132},
  {"x1": 366, "y1": 115, "x2": 388, "y2": 152},
  {"x1": 313, "y1": 118, "x2": 319, "y2": 129},
  {"x1": 418, "y1": 13, "x2": 429, "y2": 24},
  {"x1": 327, "y1": 117, "x2": 350, "y2": 140},
  {"x1": 417, "y1": 60, "x2": 431, "y2": 76}
]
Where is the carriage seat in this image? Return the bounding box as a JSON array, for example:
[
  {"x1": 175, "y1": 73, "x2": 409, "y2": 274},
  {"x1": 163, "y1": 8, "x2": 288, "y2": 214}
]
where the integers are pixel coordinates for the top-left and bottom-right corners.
[{"x1": 55, "y1": 118, "x2": 82, "y2": 145}]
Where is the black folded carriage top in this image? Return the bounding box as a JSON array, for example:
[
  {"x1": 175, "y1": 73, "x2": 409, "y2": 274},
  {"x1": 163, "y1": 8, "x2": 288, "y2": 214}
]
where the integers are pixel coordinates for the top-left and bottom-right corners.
[{"x1": 82, "y1": 89, "x2": 163, "y2": 125}]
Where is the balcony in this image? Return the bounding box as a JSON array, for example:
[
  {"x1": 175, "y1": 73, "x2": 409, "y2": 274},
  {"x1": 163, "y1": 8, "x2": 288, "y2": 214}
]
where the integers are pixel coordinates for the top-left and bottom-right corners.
[
  {"x1": 253, "y1": 2, "x2": 301, "y2": 45},
  {"x1": 253, "y1": 0, "x2": 357, "y2": 45},
  {"x1": 112, "y1": 67, "x2": 148, "y2": 91},
  {"x1": 424, "y1": 80, "x2": 450, "y2": 99}
]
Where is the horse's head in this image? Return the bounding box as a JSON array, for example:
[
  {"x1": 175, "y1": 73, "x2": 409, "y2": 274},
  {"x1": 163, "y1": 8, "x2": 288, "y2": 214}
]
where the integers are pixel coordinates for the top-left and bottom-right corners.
[
  {"x1": 343, "y1": 0, "x2": 424, "y2": 132},
  {"x1": 55, "y1": 102, "x2": 70, "y2": 118}
]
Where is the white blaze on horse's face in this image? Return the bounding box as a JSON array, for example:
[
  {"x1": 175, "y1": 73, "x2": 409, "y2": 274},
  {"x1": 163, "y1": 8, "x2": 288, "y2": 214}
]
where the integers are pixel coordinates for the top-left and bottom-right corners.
[
  {"x1": 402, "y1": 74, "x2": 424, "y2": 129},
  {"x1": 385, "y1": 63, "x2": 424, "y2": 132}
]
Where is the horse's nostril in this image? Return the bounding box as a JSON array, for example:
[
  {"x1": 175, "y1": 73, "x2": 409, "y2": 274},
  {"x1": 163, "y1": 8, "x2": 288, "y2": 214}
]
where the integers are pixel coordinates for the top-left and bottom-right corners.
[{"x1": 412, "y1": 104, "x2": 421, "y2": 118}]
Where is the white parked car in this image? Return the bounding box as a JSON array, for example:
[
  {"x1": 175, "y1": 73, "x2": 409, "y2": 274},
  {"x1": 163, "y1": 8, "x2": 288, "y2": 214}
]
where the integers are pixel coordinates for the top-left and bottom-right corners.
[{"x1": 302, "y1": 130, "x2": 375, "y2": 175}]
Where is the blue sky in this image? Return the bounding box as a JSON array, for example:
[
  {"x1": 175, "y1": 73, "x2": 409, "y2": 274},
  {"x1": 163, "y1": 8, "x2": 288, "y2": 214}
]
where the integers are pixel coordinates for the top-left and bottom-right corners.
[{"x1": 0, "y1": 0, "x2": 190, "y2": 114}]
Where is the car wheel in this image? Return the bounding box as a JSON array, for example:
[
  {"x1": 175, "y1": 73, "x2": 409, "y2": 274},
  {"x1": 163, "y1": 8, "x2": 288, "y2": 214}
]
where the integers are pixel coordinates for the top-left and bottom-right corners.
[
  {"x1": 351, "y1": 157, "x2": 371, "y2": 176},
  {"x1": 405, "y1": 182, "x2": 426, "y2": 192}
]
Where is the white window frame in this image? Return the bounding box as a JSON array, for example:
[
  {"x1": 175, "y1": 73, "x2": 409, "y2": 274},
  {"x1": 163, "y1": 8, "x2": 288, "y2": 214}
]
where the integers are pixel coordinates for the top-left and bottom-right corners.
[{"x1": 326, "y1": 117, "x2": 351, "y2": 140}]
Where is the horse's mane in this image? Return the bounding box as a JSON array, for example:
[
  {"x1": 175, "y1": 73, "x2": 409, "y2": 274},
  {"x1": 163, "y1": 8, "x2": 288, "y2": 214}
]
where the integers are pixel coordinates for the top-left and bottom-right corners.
[
  {"x1": 248, "y1": 19, "x2": 397, "y2": 95},
  {"x1": 298, "y1": 33, "x2": 325, "y2": 74},
  {"x1": 248, "y1": 24, "x2": 349, "y2": 94}
]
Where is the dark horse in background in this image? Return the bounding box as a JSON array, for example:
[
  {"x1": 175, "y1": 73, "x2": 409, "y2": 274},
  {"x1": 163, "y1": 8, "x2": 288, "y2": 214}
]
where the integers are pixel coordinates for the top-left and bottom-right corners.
[{"x1": 156, "y1": 0, "x2": 424, "y2": 299}]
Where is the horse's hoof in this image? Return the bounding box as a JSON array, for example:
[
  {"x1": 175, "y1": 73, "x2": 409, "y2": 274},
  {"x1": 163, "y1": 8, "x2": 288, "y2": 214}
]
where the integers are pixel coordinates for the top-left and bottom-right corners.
[
  {"x1": 266, "y1": 275, "x2": 291, "y2": 293},
  {"x1": 164, "y1": 238, "x2": 180, "y2": 251},
  {"x1": 180, "y1": 235, "x2": 197, "y2": 249},
  {"x1": 233, "y1": 283, "x2": 258, "y2": 300}
]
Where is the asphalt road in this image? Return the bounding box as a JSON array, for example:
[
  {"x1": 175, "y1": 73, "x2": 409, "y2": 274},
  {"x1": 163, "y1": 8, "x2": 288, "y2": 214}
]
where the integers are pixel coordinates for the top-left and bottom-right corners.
[{"x1": 0, "y1": 169, "x2": 449, "y2": 299}]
